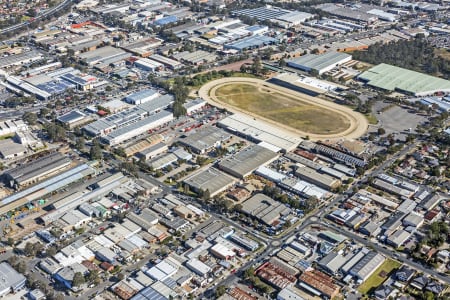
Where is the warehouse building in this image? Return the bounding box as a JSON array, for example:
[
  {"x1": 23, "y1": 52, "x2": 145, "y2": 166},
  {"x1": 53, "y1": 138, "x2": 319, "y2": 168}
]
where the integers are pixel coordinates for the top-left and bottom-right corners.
[
  {"x1": 149, "y1": 54, "x2": 183, "y2": 70},
  {"x1": 298, "y1": 269, "x2": 340, "y2": 299},
  {"x1": 234, "y1": 7, "x2": 313, "y2": 28},
  {"x1": 218, "y1": 113, "x2": 301, "y2": 152},
  {"x1": 372, "y1": 179, "x2": 413, "y2": 198},
  {"x1": 359, "y1": 221, "x2": 382, "y2": 237},
  {"x1": 0, "y1": 50, "x2": 43, "y2": 69},
  {"x1": 229, "y1": 234, "x2": 259, "y2": 251},
  {"x1": 0, "y1": 262, "x2": 26, "y2": 297},
  {"x1": 359, "y1": 63, "x2": 450, "y2": 96},
  {"x1": 172, "y1": 50, "x2": 217, "y2": 65},
  {"x1": 136, "y1": 142, "x2": 168, "y2": 161},
  {"x1": 295, "y1": 165, "x2": 341, "y2": 191},
  {"x1": 57, "y1": 110, "x2": 91, "y2": 129},
  {"x1": 148, "y1": 153, "x2": 178, "y2": 170},
  {"x1": 5, "y1": 76, "x2": 52, "y2": 100},
  {"x1": 0, "y1": 138, "x2": 27, "y2": 160},
  {"x1": 186, "y1": 258, "x2": 211, "y2": 277},
  {"x1": 101, "y1": 110, "x2": 173, "y2": 146},
  {"x1": 184, "y1": 98, "x2": 206, "y2": 115},
  {"x1": 134, "y1": 58, "x2": 163, "y2": 72},
  {"x1": 218, "y1": 145, "x2": 279, "y2": 179},
  {"x1": 224, "y1": 35, "x2": 278, "y2": 52},
  {"x1": 387, "y1": 229, "x2": 411, "y2": 248},
  {"x1": 287, "y1": 52, "x2": 352, "y2": 75},
  {"x1": 0, "y1": 119, "x2": 28, "y2": 137},
  {"x1": 279, "y1": 177, "x2": 328, "y2": 199},
  {"x1": 77, "y1": 46, "x2": 127, "y2": 66},
  {"x1": 124, "y1": 89, "x2": 160, "y2": 105},
  {"x1": 5, "y1": 152, "x2": 71, "y2": 188},
  {"x1": 240, "y1": 193, "x2": 291, "y2": 225},
  {"x1": 318, "y1": 252, "x2": 348, "y2": 275},
  {"x1": 180, "y1": 126, "x2": 232, "y2": 154},
  {"x1": 0, "y1": 164, "x2": 95, "y2": 216},
  {"x1": 84, "y1": 95, "x2": 174, "y2": 137},
  {"x1": 184, "y1": 168, "x2": 236, "y2": 198},
  {"x1": 40, "y1": 173, "x2": 127, "y2": 225},
  {"x1": 349, "y1": 251, "x2": 385, "y2": 281}
]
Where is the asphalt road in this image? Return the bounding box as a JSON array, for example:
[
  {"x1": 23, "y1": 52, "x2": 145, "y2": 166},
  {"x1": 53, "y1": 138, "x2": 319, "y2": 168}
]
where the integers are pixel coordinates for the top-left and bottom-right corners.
[{"x1": 0, "y1": 0, "x2": 73, "y2": 35}]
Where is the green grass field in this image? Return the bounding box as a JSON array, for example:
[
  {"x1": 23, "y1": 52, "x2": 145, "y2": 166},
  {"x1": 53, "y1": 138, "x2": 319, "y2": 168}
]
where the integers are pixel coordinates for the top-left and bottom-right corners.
[
  {"x1": 357, "y1": 258, "x2": 402, "y2": 295},
  {"x1": 215, "y1": 83, "x2": 351, "y2": 135}
]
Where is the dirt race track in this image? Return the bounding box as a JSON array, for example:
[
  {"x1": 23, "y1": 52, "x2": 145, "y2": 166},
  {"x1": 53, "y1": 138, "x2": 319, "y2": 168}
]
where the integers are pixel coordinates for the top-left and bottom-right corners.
[{"x1": 198, "y1": 77, "x2": 369, "y2": 141}]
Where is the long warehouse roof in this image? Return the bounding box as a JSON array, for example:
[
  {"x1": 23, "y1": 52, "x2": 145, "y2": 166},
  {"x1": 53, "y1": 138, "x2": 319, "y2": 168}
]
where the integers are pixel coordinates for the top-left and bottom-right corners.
[{"x1": 359, "y1": 63, "x2": 450, "y2": 95}]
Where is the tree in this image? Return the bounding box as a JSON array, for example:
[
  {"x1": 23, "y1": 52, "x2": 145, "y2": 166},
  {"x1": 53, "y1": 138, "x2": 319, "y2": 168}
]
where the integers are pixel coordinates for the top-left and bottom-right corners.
[
  {"x1": 215, "y1": 285, "x2": 227, "y2": 298},
  {"x1": 279, "y1": 58, "x2": 287, "y2": 67},
  {"x1": 16, "y1": 260, "x2": 26, "y2": 273},
  {"x1": 377, "y1": 127, "x2": 386, "y2": 135},
  {"x1": 75, "y1": 137, "x2": 85, "y2": 151},
  {"x1": 173, "y1": 101, "x2": 187, "y2": 118},
  {"x1": 24, "y1": 242, "x2": 36, "y2": 257},
  {"x1": 6, "y1": 237, "x2": 14, "y2": 246},
  {"x1": 202, "y1": 189, "x2": 211, "y2": 200},
  {"x1": 251, "y1": 57, "x2": 262, "y2": 75},
  {"x1": 86, "y1": 270, "x2": 99, "y2": 283},
  {"x1": 90, "y1": 139, "x2": 103, "y2": 160},
  {"x1": 116, "y1": 272, "x2": 125, "y2": 281},
  {"x1": 46, "y1": 246, "x2": 57, "y2": 257},
  {"x1": 234, "y1": 204, "x2": 243, "y2": 212},
  {"x1": 44, "y1": 123, "x2": 66, "y2": 142},
  {"x1": 72, "y1": 272, "x2": 85, "y2": 287},
  {"x1": 23, "y1": 112, "x2": 38, "y2": 125}
]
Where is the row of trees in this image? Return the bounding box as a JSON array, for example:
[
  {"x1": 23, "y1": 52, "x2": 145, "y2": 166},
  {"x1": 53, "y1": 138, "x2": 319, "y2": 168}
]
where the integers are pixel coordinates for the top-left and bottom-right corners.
[{"x1": 262, "y1": 185, "x2": 319, "y2": 212}]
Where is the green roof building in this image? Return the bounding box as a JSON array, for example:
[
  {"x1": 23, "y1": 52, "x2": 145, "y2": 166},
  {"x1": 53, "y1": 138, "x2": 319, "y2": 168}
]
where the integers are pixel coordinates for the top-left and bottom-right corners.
[{"x1": 358, "y1": 63, "x2": 450, "y2": 96}]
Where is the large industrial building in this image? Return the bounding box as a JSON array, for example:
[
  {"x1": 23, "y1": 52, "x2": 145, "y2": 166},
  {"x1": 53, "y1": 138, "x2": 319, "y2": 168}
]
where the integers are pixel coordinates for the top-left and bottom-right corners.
[
  {"x1": 57, "y1": 110, "x2": 91, "y2": 129},
  {"x1": 359, "y1": 63, "x2": 450, "y2": 96},
  {"x1": 287, "y1": 52, "x2": 352, "y2": 75},
  {"x1": 0, "y1": 163, "x2": 96, "y2": 216},
  {"x1": 77, "y1": 46, "x2": 128, "y2": 66},
  {"x1": 183, "y1": 168, "x2": 236, "y2": 197},
  {"x1": 218, "y1": 113, "x2": 301, "y2": 152},
  {"x1": 218, "y1": 145, "x2": 279, "y2": 179},
  {"x1": 4, "y1": 152, "x2": 72, "y2": 188},
  {"x1": 348, "y1": 251, "x2": 385, "y2": 281},
  {"x1": 234, "y1": 7, "x2": 313, "y2": 28},
  {"x1": 0, "y1": 262, "x2": 27, "y2": 297},
  {"x1": 295, "y1": 165, "x2": 342, "y2": 191},
  {"x1": 298, "y1": 269, "x2": 340, "y2": 299},
  {"x1": 124, "y1": 89, "x2": 160, "y2": 105},
  {"x1": 101, "y1": 110, "x2": 173, "y2": 146},
  {"x1": 0, "y1": 119, "x2": 28, "y2": 137},
  {"x1": 240, "y1": 193, "x2": 291, "y2": 226},
  {"x1": 83, "y1": 95, "x2": 174, "y2": 145},
  {"x1": 224, "y1": 35, "x2": 278, "y2": 52},
  {"x1": 134, "y1": 58, "x2": 163, "y2": 72},
  {"x1": 180, "y1": 126, "x2": 232, "y2": 154}
]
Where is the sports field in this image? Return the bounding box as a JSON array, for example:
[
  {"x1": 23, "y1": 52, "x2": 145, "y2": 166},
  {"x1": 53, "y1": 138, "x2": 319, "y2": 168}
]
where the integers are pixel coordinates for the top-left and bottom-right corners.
[
  {"x1": 215, "y1": 83, "x2": 351, "y2": 135},
  {"x1": 198, "y1": 77, "x2": 368, "y2": 140}
]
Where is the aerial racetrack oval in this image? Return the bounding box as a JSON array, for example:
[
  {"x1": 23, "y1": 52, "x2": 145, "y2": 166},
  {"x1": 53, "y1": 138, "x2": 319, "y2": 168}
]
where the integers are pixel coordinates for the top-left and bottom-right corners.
[{"x1": 198, "y1": 77, "x2": 369, "y2": 141}]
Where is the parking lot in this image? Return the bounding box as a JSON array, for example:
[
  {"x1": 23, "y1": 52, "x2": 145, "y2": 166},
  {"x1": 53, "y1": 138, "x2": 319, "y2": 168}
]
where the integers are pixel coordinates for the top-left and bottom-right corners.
[{"x1": 372, "y1": 103, "x2": 428, "y2": 135}]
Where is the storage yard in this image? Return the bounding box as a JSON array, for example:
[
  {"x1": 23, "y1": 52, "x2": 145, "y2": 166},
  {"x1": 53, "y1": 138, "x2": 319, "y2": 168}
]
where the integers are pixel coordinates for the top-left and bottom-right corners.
[{"x1": 199, "y1": 77, "x2": 368, "y2": 140}]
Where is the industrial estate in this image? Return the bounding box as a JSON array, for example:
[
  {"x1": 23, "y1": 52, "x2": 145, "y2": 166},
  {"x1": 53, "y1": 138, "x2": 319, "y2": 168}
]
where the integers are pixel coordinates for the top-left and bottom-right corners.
[{"x1": 0, "y1": 0, "x2": 448, "y2": 300}]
